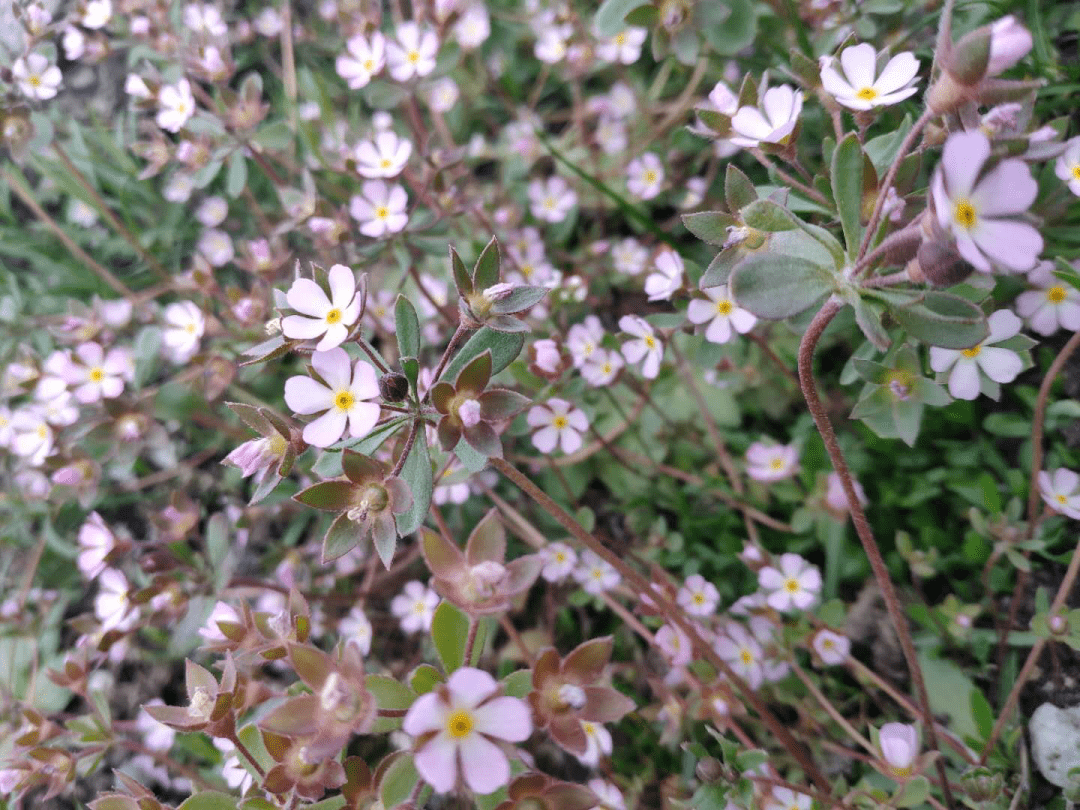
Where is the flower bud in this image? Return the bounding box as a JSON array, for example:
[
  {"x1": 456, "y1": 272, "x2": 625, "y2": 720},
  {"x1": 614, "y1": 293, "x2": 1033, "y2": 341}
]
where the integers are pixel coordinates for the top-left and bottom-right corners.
[
  {"x1": 879, "y1": 722, "x2": 919, "y2": 778},
  {"x1": 1049, "y1": 614, "x2": 1069, "y2": 635},
  {"x1": 379, "y1": 372, "x2": 409, "y2": 402},
  {"x1": 960, "y1": 766, "x2": 1004, "y2": 802},
  {"x1": 946, "y1": 27, "x2": 992, "y2": 85},
  {"x1": 912, "y1": 239, "x2": 972, "y2": 288},
  {"x1": 986, "y1": 16, "x2": 1033, "y2": 76}
]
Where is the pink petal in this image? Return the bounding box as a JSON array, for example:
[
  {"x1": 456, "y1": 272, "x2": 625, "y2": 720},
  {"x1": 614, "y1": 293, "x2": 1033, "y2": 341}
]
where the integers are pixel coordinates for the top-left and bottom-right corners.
[
  {"x1": 567, "y1": 409, "x2": 588, "y2": 431},
  {"x1": 560, "y1": 427, "x2": 583, "y2": 454},
  {"x1": 287, "y1": 278, "x2": 331, "y2": 317},
  {"x1": 351, "y1": 360, "x2": 380, "y2": 400},
  {"x1": 532, "y1": 425, "x2": 559, "y2": 453},
  {"x1": 526, "y1": 405, "x2": 553, "y2": 427},
  {"x1": 986, "y1": 309, "x2": 1022, "y2": 343},
  {"x1": 312, "y1": 347, "x2": 352, "y2": 390},
  {"x1": 303, "y1": 410, "x2": 347, "y2": 448},
  {"x1": 446, "y1": 667, "x2": 498, "y2": 708},
  {"x1": 928, "y1": 347, "x2": 959, "y2": 373},
  {"x1": 403, "y1": 692, "x2": 447, "y2": 736},
  {"x1": 284, "y1": 376, "x2": 333, "y2": 414},
  {"x1": 282, "y1": 315, "x2": 328, "y2": 340},
  {"x1": 328, "y1": 264, "x2": 357, "y2": 308},
  {"x1": 970, "y1": 159, "x2": 1038, "y2": 217},
  {"x1": 414, "y1": 733, "x2": 459, "y2": 794},
  {"x1": 762, "y1": 86, "x2": 796, "y2": 127},
  {"x1": 458, "y1": 733, "x2": 509, "y2": 795},
  {"x1": 976, "y1": 347, "x2": 1022, "y2": 384},
  {"x1": 947, "y1": 359, "x2": 980, "y2": 400},
  {"x1": 704, "y1": 316, "x2": 733, "y2": 344},
  {"x1": 970, "y1": 219, "x2": 1042, "y2": 272},
  {"x1": 942, "y1": 131, "x2": 989, "y2": 198},
  {"x1": 76, "y1": 342, "x2": 104, "y2": 366},
  {"x1": 471, "y1": 696, "x2": 533, "y2": 741},
  {"x1": 347, "y1": 401, "x2": 381, "y2": 438},
  {"x1": 819, "y1": 61, "x2": 854, "y2": 98},
  {"x1": 954, "y1": 231, "x2": 991, "y2": 273}
]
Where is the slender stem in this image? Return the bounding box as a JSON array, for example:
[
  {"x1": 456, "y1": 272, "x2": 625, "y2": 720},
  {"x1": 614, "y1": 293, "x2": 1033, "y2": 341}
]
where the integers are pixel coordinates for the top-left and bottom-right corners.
[
  {"x1": 3, "y1": 168, "x2": 136, "y2": 301},
  {"x1": 853, "y1": 220, "x2": 924, "y2": 279},
  {"x1": 490, "y1": 456, "x2": 834, "y2": 795},
  {"x1": 52, "y1": 140, "x2": 171, "y2": 280},
  {"x1": 980, "y1": 531, "x2": 1080, "y2": 764},
  {"x1": 861, "y1": 270, "x2": 912, "y2": 289},
  {"x1": 356, "y1": 336, "x2": 390, "y2": 374},
  {"x1": 463, "y1": 617, "x2": 480, "y2": 665},
  {"x1": 857, "y1": 108, "x2": 934, "y2": 261},
  {"x1": 377, "y1": 708, "x2": 408, "y2": 718},
  {"x1": 792, "y1": 661, "x2": 876, "y2": 755},
  {"x1": 227, "y1": 731, "x2": 266, "y2": 778},
  {"x1": 498, "y1": 615, "x2": 535, "y2": 666},
  {"x1": 751, "y1": 149, "x2": 830, "y2": 207},
  {"x1": 390, "y1": 421, "x2": 420, "y2": 478},
  {"x1": 747, "y1": 332, "x2": 800, "y2": 389},
  {"x1": 798, "y1": 298, "x2": 955, "y2": 809},
  {"x1": 427, "y1": 324, "x2": 470, "y2": 390}
]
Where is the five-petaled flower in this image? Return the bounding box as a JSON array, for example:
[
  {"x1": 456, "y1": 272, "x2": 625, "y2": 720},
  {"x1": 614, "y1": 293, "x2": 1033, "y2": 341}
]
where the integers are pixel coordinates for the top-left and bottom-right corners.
[
  {"x1": 14, "y1": 53, "x2": 63, "y2": 100},
  {"x1": 758, "y1": 553, "x2": 822, "y2": 612},
  {"x1": 619, "y1": 315, "x2": 663, "y2": 379},
  {"x1": 819, "y1": 44, "x2": 920, "y2": 110},
  {"x1": 281, "y1": 265, "x2": 364, "y2": 351},
  {"x1": 403, "y1": 667, "x2": 532, "y2": 795},
  {"x1": 284, "y1": 347, "x2": 381, "y2": 448},
  {"x1": 527, "y1": 398, "x2": 588, "y2": 455},
  {"x1": 929, "y1": 309, "x2": 1024, "y2": 401},
  {"x1": 349, "y1": 180, "x2": 409, "y2": 237},
  {"x1": 730, "y1": 84, "x2": 803, "y2": 148},
  {"x1": 687, "y1": 285, "x2": 757, "y2": 344},
  {"x1": 1038, "y1": 468, "x2": 1080, "y2": 519}
]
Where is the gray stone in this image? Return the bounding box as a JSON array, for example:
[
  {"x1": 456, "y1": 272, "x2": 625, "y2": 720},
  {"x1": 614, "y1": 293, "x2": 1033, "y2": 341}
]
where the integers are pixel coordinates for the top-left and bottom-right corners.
[{"x1": 1030, "y1": 702, "x2": 1080, "y2": 788}]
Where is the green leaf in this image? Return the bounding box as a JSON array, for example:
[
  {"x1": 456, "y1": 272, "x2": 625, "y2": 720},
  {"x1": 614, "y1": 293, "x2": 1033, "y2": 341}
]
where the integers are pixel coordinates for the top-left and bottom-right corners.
[
  {"x1": 409, "y1": 664, "x2": 444, "y2": 694},
  {"x1": 177, "y1": 792, "x2": 239, "y2": 810},
  {"x1": 253, "y1": 121, "x2": 293, "y2": 150},
  {"x1": 890, "y1": 292, "x2": 988, "y2": 349},
  {"x1": 852, "y1": 295, "x2": 891, "y2": 351},
  {"x1": 451, "y1": 246, "x2": 473, "y2": 296},
  {"x1": 729, "y1": 254, "x2": 834, "y2": 320},
  {"x1": 205, "y1": 512, "x2": 229, "y2": 571},
  {"x1": 701, "y1": 0, "x2": 754, "y2": 56},
  {"x1": 133, "y1": 326, "x2": 162, "y2": 388},
  {"x1": 970, "y1": 686, "x2": 994, "y2": 742},
  {"x1": 893, "y1": 776, "x2": 930, "y2": 808},
  {"x1": 441, "y1": 327, "x2": 524, "y2": 381},
  {"x1": 394, "y1": 295, "x2": 421, "y2": 360},
  {"x1": 322, "y1": 514, "x2": 365, "y2": 563},
  {"x1": 472, "y1": 236, "x2": 501, "y2": 289},
  {"x1": 725, "y1": 164, "x2": 757, "y2": 212},
  {"x1": 502, "y1": 669, "x2": 533, "y2": 698},
  {"x1": 379, "y1": 753, "x2": 419, "y2": 809},
  {"x1": 682, "y1": 211, "x2": 736, "y2": 246},
  {"x1": 431, "y1": 601, "x2": 470, "y2": 673},
  {"x1": 226, "y1": 151, "x2": 247, "y2": 198},
  {"x1": 831, "y1": 133, "x2": 863, "y2": 258},
  {"x1": 594, "y1": 0, "x2": 648, "y2": 37},
  {"x1": 395, "y1": 427, "x2": 432, "y2": 537},
  {"x1": 366, "y1": 674, "x2": 416, "y2": 711},
  {"x1": 454, "y1": 437, "x2": 490, "y2": 474},
  {"x1": 740, "y1": 199, "x2": 800, "y2": 232}
]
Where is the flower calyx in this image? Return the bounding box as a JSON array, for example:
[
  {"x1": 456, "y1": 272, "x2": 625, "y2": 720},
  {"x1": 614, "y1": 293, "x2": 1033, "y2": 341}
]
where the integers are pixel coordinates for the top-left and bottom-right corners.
[{"x1": 451, "y1": 237, "x2": 547, "y2": 333}]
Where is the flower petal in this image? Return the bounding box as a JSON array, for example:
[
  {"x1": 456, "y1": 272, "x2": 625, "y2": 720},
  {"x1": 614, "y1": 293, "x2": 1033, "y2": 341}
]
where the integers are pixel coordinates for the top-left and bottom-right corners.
[
  {"x1": 284, "y1": 376, "x2": 332, "y2": 414},
  {"x1": 471, "y1": 696, "x2": 533, "y2": 741},
  {"x1": 287, "y1": 278, "x2": 331, "y2": 317},
  {"x1": 947, "y1": 359, "x2": 981, "y2": 400},
  {"x1": 532, "y1": 425, "x2": 559, "y2": 453},
  {"x1": 873, "y1": 52, "x2": 919, "y2": 94},
  {"x1": 459, "y1": 733, "x2": 510, "y2": 795},
  {"x1": 303, "y1": 410, "x2": 347, "y2": 448},
  {"x1": 840, "y1": 43, "x2": 877, "y2": 88},
  {"x1": 446, "y1": 667, "x2": 498, "y2": 708},
  {"x1": 312, "y1": 347, "x2": 352, "y2": 390},
  {"x1": 414, "y1": 733, "x2": 458, "y2": 794},
  {"x1": 977, "y1": 346, "x2": 1022, "y2": 384},
  {"x1": 971, "y1": 159, "x2": 1038, "y2": 217},
  {"x1": 942, "y1": 131, "x2": 990, "y2": 199},
  {"x1": 282, "y1": 315, "x2": 327, "y2": 341},
  {"x1": 970, "y1": 219, "x2": 1042, "y2": 272},
  {"x1": 350, "y1": 360, "x2": 380, "y2": 400}
]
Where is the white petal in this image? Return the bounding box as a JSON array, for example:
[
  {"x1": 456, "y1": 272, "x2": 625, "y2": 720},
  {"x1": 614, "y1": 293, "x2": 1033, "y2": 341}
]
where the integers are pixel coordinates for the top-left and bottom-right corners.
[
  {"x1": 403, "y1": 692, "x2": 446, "y2": 735},
  {"x1": 328, "y1": 264, "x2": 357, "y2": 308},
  {"x1": 532, "y1": 426, "x2": 559, "y2": 453},
  {"x1": 942, "y1": 131, "x2": 989, "y2": 198},
  {"x1": 873, "y1": 52, "x2": 919, "y2": 94},
  {"x1": 315, "y1": 323, "x2": 349, "y2": 352},
  {"x1": 560, "y1": 427, "x2": 583, "y2": 454},
  {"x1": 687, "y1": 298, "x2": 716, "y2": 325},
  {"x1": 471, "y1": 697, "x2": 533, "y2": 741},
  {"x1": 986, "y1": 309, "x2": 1022, "y2": 343},
  {"x1": 947, "y1": 359, "x2": 981, "y2": 400},
  {"x1": 840, "y1": 44, "x2": 877, "y2": 88},
  {"x1": 312, "y1": 347, "x2": 352, "y2": 390},
  {"x1": 929, "y1": 347, "x2": 959, "y2": 372},
  {"x1": 284, "y1": 376, "x2": 333, "y2": 414},
  {"x1": 414, "y1": 734, "x2": 459, "y2": 794},
  {"x1": 282, "y1": 315, "x2": 328, "y2": 340},
  {"x1": 351, "y1": 360, "x2": 380, "y2": 400},
  {"x1": 347, "y1": 401, "x2": 381, "y2": 438},
  {"x1": 459, "y1": 733, "x2": 509, "y2": 795},
  {"x1": 287, "y1": 278, "x2": 331, "y2": 317},
  {"x1": 970, "y1": 219, "x2": 1042, "y2": 272},
  {"x1": 971, "y1": 159, "x2": 1038, "y2": 217},
  {"x1": 303, "y1": 410, "x2": 348, "y2": 448},
  {"x1": 704, "y1": 316, "x2": 733, "y2": 344},
  {"x1": 976, "y1": 347, "x2": 1022, "y2": 383}
]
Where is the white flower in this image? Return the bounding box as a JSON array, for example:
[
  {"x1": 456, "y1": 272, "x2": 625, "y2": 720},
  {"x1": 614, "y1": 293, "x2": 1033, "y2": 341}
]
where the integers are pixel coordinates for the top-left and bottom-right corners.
[
  {"x1": 62, "y1": 26, "x2": 86, "y2": 60},
  {"x1": 138, "y1": 701, "x2": 177, "y2": 752},
  {"x1": 78, "y1": 512, "x2": 116, "y2": 580},
  {"x1": 812, "y1": 629, "x2": 850, "y2": 665},
  {"x1": 95, "y1": 568, "x2": 135, "y2": 631},
  {"x1": 581, "y1": 349, "x2": 624, "y2": 387},
  {"x1": 529, "y1": 176, "x2": 577, "y2": 223},
  {"x1": 575, "y1": 550, "x2": 620, "y2": 595},
  {"x1": 253, "y1": 7, "x2": 282, "y2": 36},
  {"x1": 214, "y1": 740, "x2": 254, "y2": 792},
  {"x1": 349, "y1": 180, "x2": 409, "y2": 237},
  {"x1": 283, "y1": 347, "x2": 381, "y2": 448},
  {"x1": 1055, "y1": 137, "x2": 1080, "y2": 196},
  {"x1": 746, "y1": 441, "x2": 799, "y2": 482},
  {"x1": 878, "y1": 722, "x2": 919, "y2": 777},
  {"x1": 527, "y1": 398, "x2": 588, "y2": 455},
  {"x1": 164, "y1": 173, "x2": 195, "y2": 203},
  {"x1": 281, "y1": 264, "x2": 362, "y2": 351},
  {"x1": 619, "y1": 315, "x2": 663, "y2": 379},
  {"x1": 81, "y1": 0, "x2": 112, "y2": 29},
  {"x1": 336, "y1": 32, "x2": 386, "y2": 89},
  {"x1": 1016, "y1": 262, "x2": 1080, "y2": 336},
  {"x1": 535, "y1": 25, "x2": 572, "y2": 64},
  {"x1": 626, "y1": 152, "x2": 664, "y2": 200},
  {"x1": 197, "y1": 228, "x2": 234, "y2": 267},
  {"x1": 764, "y1": 787, "x2": 812, "y2": 810},
  {"x1": 183, "y1": 3, "x2": 227, "y2": 36},
  {"x1": 162, "y1": 301, "x2": 205, "y2": 363},
  {"x1": 339, "y1": 606, "x2": 373, "y2": 655},
  {"x1": 61, "y1": 341, "x2": 133, "y2": 403},
  {"x1": 612, "y1": 238, "x2": 648, "y2": 276},
  {"x1": 1038, "y1": 468, "x2": 1080, "y2": 519},
  {"x1": 453, "y1": 5, "x2": 490, "y2": 50},
  {"x1": 758, "y1": 553, "x2": 821, "y2": 612},
  {"x1": 568, "y1": 316, "x2": 605, "y2": 367},
  {"x1": 198, "y1": 601, "x2": 240, "y2": 642},
  {"x1": 156, "y1": 79, "x2": 196, "y2": 133},
  {"x1": 930, "y1": 130, "x2": 1042, "y2": 273},
  {"x1": 13, "y1": 54, "x2": 62, "y2": 101},
  {"x1": 656, "y1": 624, "x2": 692, "y2": 668},
  {"x1": 597, "y1": 27, "x2": 647, "y2": 64},
  {"x1": 426, "y1": 77, "x2": 460, "y2": 112},
  {"x1": 588, "y1": 779, "x2": 626, "y2": 810},
  {"x1": 819, "y1": 44, "x2": 920, "y2": 110},
  {"x1": 196, "y1": 196, "x2": 228, "y2": 227},
  {"x1": 354, "y1": 131, "x2": 412, "y2": 178},
  {"x1": 715, "y1": 622, "x2": 764, "y2": 689},
  {"x1": 540, "y1": 542, "x2": 578, "y2": 582},
  {"x1": 391, "y1": 580, "x2": 439, "y2": 634},
  {"x1": 677, "y1": 574, "x2": 719, "y2": 616},
  {"x1": 730, "y1": 85, "x2": 803, "y2": 148},
  {"x1": 386, "y1": 22, "x2": 438, "y2": 82},
  {"x1": 35, "y1": 377, "x2": 78, "y2": 426},
  {"x1": 929, "y1": 309, "x2": 1024, "y2": 400},
  {"x1": 576, "y1": 720, "x2": 613, "y2": 767},
  {"x1": 687, "y1": 285, "x2": 757, "y2": 343}
]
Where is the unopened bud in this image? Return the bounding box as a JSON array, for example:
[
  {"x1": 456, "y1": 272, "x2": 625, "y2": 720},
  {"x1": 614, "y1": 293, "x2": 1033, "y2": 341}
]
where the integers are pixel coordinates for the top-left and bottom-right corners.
[
  {"x1": 457, "y1": 398, "x2": 482, "y2": 428},
  {"x1": 913, "y1": 239, "x2": 972, "y2": 288},
  {"x1": 1049, "y1": 614, "x2": 1069, "y2": 635},
  {"x1": 986, "y1": 16, "x2": 1034, "y2": 76},
  {"x1": 946, "y1": 27, "x2": 992, "y2": 85},
  {"x1": 379, "y1": 372, "x2": 409, "y2": 402},
  {"x1": 960, "y1": 767, "x2": 1003, "y2": 801},
  {"x1": 695, "y1": 756, "x2": 724, "y2": 783}
]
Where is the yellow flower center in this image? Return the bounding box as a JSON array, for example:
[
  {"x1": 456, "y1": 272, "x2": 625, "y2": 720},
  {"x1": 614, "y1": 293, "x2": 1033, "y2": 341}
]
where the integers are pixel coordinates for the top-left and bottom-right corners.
[
  {"x1": 542, "y1": 197, "x2": 556, "y2": 210},
  {"x1": 1048, "y1": 286, "x2": 1068, "y2": 304},
  {"x1": 554, "y1": 551, "x2": 566, "y2": 562},
  {"x1": 334, "y1": 390, "x2": 355, "y2": 411},
  {"x1": 1072, "y1": 166, "x2": 1080, "y2": 181},
  {"x1": 520, "y1": 263, "x2": 533, "y2": 279},
  {"x1": 446, "y1": 709, "x2": 474, "y2": 738},
  {"x1": 602, "y1": 361, "x2": 613, "y2": 374},
  {"x1": 961, "y1": 345, "x2": 982, "y2": 358},
  {"x1": 407, "y1": 50, "x2": 420, "y2": 64},
  {"x1": 739, "y1": 648, "x2": 754, "y2": 665},
  {"x1": 413, "y1": 600, "x2": 427, "y2": 614},
  {"x1": 822, "y1": 638, "x2": 834, "y2": 649},
  {"x1": 36, "y1": 425, "x2": 49, "y2": 440},
  {"x1": 553, "y1": 415, "x2": 568, "y2": 429},
  {"x1": 28, "y1": 74, "x2": 42, "y2": 87},
  {"x1": 1058, "y1": 494, "x2": 1069, "y2": 505},
  {"x1": 363, "y1": 59, "x2": 374, "y2": 71},
  {"x1": 185, "y1": 323, "x2": 197, "y2": 334},
  {"x1": 856, "y1": 86, "x2": 878, "y2": 101},
  {"x1": 89, "y1": 367, "x2": 105, "y2": 382},
  {"x1": 268, "y1": 433, "x2": 287, "y2": 456},
  {"x1": 784, "y1": 578, "x2": 800, "y2": 593},
  {"x1": 380, "y1": 158, "x2": 392, "y2": 169},
  {"x1": 692, "y1": 593, "x2": 706, "y2": 605},
  {"x1": 375, "y1": 206, "x2": 389, "y2": 220},
  {"x1": 953, "y1": 199, "x2": 977, "y2": 229},
  {"x1": 643, "y1": 335, "x2": 656, "y2": 349},
  {"x1": 643, "y1": 169, "x2": 658, "y2": 184},
  {"x1": 715, "y1": 299, "x2": 733, "y2": 315},
  {"x1": 582, "y1": 721, "x2": 596, "y2": 735},
  {"x1": 614, "y1": 33, "x2": 627, "y2": 45},
  {"x1": 325, "y1": 308, "x2": 343, "y2": 325},
  {"x1": 770, "y1": 457, "x2": 785, "y2": 470}
]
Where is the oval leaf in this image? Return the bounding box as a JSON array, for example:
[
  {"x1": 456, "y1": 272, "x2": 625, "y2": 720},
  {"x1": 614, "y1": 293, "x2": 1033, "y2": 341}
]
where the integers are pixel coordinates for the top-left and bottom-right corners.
[
  {"x1": 431, "y1": 601, "x2": 470, "y2": 674},
  {"x1": 394, "y1": 428, "x2": 432, "y2": 537},
  {"x1": 729, "y1": 254, "x2": 834, "y2": 320},
  {"x1": 831, "y1": 133, "x2": 863, "y2": 258},
  {"x1": 682, "y1": 211, "x2": 736, "y2": 246},
  {"x1": 394, "y1": 295, "x2": 421, "y2": 360},
  {"x1": 890, "y1": 292, "x2": 988, "y2": 349},
  {"x1": 441, "y1": 328, "x2": 524, "y2": 381},
  {"x1": 740, "y1": 199, "x2": 800, "y2": 232}
]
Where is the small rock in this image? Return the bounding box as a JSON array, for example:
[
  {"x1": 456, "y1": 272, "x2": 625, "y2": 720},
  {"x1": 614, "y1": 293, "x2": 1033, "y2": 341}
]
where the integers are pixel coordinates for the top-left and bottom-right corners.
[{"x1": 1030, "y1": 702, "x2": 1080, "y2": 787}]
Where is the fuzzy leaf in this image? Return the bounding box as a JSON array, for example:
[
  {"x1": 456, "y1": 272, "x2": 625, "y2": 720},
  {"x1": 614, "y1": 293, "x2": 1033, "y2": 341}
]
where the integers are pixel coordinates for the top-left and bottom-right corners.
[
  {"x1": 455, "y1": 349, "x2": 493, "y2": 394},
  {"x1": 450, "y1": 246, "x2": 473, "y2": 296},
  {"x1": 431, "y1": 601, "x2": 470, "y2": 674},
  {"x1": 831, "y1": 133, "x2": 863, "y2": 258},
  {"x1": 322, "y1": 513, "x2": 366, "y2": 563},
  {"x1": 442, "y1": 328, "x2": 525, "y2": 381},
  {"x1": 490, "y1": 286, "x2": 547, "y2": 315},
  {"x1": 394, "y1": 428, "x2": 432, "y2": 537},
  {"x1": 394, "y1": 295, "x2": 421, "y2": 360},
  {"x1": 740, "y1": 199, "x2": 801, "y2": 232},
  {"x1": 729, "y1": 254, "x2": 834, "y2": 320},
  {"x1": 378, "y1": 753, "x2": 419, "y2": 810},
  {"x1": 594, "y1": 0, "x2": 648, "y2": 37},
  {"x1": 725, "y1": 164, "x2": 757, "y2": 212},
  {"x1": 295, "y1": 481, "x2": 355, "y2": 511},
  {"x1": 683, "y1": 211, "x2": 736, "y2": 246},
  {"x1": 890, "y1": 292, "x2": 988, "y2": 349},
  {"x1": 472, "y1": 236, "x2": 502, "y2": 289}
]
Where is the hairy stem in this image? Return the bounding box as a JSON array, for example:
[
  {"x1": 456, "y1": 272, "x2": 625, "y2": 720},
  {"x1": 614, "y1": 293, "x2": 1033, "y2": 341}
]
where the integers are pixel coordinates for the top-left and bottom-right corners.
[{"x1": 798, "y1": 298, "x2": 955, "y2": 809}]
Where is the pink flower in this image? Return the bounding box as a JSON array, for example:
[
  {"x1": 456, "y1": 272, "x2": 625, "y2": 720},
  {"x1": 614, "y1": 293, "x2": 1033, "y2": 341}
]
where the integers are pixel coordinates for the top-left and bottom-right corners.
[
  {"x1": 568, "y1": 316, "x2": 605, "y2": 367},
  {"x1": 986, "y1": 16, "x2": 1033, "y2": 75},
  {"x1": 336, "y1": 32, "x2": 386, "y2": 89},
  {"x1": 403, "y1": 667, "x2": 532, "y2": 795},
  {"x1": 879, "y1": 722, "x2": 919, "y2": 777},
  {"x1": 349, "y1": 180, "x2": 409, "y2": 237},
  {"x1": 812, "y1": 629, "x2": 850, "y2": 665},
  {"x1": 574, "y1": 550, "x2": 620, "y2": 595},
  {"x1": 529, "y1": 176, "x2": 577, "y2": 223},
  {"x1": 687, "y1": 285, "x2": 757, "y2": 344},
  {"x1": 386, "y1": 22, "x2": 438, "y2": 82},
  {"x1": 78, "y1": 512, "x2": 117, "y2": 580},
  {"x1": 678, "y1": 574, "x2": 719, "y2": 616},
  {"x1": 283, "y1": 348, "x2": 381, "y2": 448},
  {"x1": 656, "y1": 624, "x2": 692, "y2": 667},
  {"x1": 714, "y1": 622, "x2": 764, "y2": 689},
  {"x1": 1016, "y1": 262, "x2": 1080, "y2": 336},
  {"x1": 758, "y1": 553, "x2": 821, "y2": 612},
  {"x1": 281, "y1": 265, "x2": 362, "y2": 351},
  {"x1": 390, "y1": 580, "x2": 439, "y2": 634},
  {"x1": 730, "y1": 84, "x2": 802, "y2": 148},
  {"x1": 824, "y1": 471, "x2": 868, "y2": 515},
  {"x1": 745, "y1": 441, "x2": 799, "y2": 482},
  {"x1": 539, "y1": 542, "x2": 577, "y2": 582},
  {"x1": 1038, "y1": 468, "x2": 1080, "y2": 519},
  {"x1": 626, "y1": 152, "x2": 664, "y2": 200},
  {"x1": 61, "y1": 342, "x2": 133, "y2": 403},
  {"x1": 527, "y1": 398, "x2": 588, "y2": 455},
  {"x1": 619, "y1": 315, "x2": 663, "y2": 379},
  {"x1": 644, "y1": 248, "x2": 683, "y2": 301},
  {"x1": 581, "y1": 349, "x2": 623, "y2": 387},
  {"x1": 354, "y1": 131, "x2": 412, "y2": 178},
  {"x1": 1054, "y1": 137, "x2": 1080, "y2": 196},
  {"x1": 930, "y1": 130, "x2": 1042, "y2": 273},
  {"x1": 928, "y1": 309, "x2": 1024, "y2": 400}
]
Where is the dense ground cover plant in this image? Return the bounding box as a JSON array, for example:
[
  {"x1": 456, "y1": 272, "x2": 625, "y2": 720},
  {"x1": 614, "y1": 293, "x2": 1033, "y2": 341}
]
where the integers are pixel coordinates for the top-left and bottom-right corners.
[{"x1": 1, "y1": 0, "x2": 1080, "y2": 808}]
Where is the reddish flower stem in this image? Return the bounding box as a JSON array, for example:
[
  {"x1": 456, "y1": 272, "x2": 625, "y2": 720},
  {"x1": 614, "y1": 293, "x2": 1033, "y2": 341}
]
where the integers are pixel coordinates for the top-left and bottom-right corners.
[{"x1": 797, "y1": 298, "x2": 955, "y2": 809}]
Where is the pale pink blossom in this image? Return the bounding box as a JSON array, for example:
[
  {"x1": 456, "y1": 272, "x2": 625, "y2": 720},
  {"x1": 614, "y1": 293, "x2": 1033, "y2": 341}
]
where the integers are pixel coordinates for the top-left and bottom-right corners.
[
  {"x1": 78, "y1": 512, "x2": 116, "y2": 580},
  {"x1": 527, "y1": 398, "x2": 588, "y2": 455},
  {"x1": 283, "y1": 348, "x2": 381, "y2": 448},
  {"x1": 11, "y1": 409, "x2": 54, "y2": 466},
  {"x1": 929, "y1": 309, "x2": 1024, "y2": 400},
  {"x1": 715, "y1": 622, "x2": 764, "y2": 689},
  {"x1": 986, "y1": 16, "x2": 1033, "y2": 76},
  {"x1": 1016, "y1": 262, "x2": 1080, "y2": 336},
  {"x1": 746, "y1": 441, "x2": 799, "y2": 482},
  {"x1": 1039, "y1": 468, "x2": 1080, "y2": 519},
  {"x1": 349, "y1": 180, "x2": 409, "y2": 237},
  {"x1": 196, "y1": 228, "x2": 234, "y2": 266},
  {"x1": 403, "y1": 667, "x2": 531, "y2": 794},
  {"x1": 626, "y1": 153, "x2": 664, "y2": 200},
  {"x1": 1054, "y1": 137, "x2": 1080, "y2": 196},
  {"x1": 687, "y1": 285, "x2": 757, "y2": 344},
  {"x1": 764, "y1": 787, "x2": 811, "y2": 810},
  {"x1": 281, "y1": 264, "x2": 362, "y2": 351},
  {"x1": 576, "y1": 720, "x2": 613, "y2": 767},
  {"x1": 612, "y1": 238, "x2": 648, "y2": 275},
  {"x1": 339, "y1": 606, "x2": 373, "y2": 655},
  {"x1": 824, "y1": 472, "x2": 868, "y2": 515},
  {"x1": 568, "y1": 316, "x2": 605, "y2": 367},
  {"x1": 644, "y1": 248, "x2": 683, "y2": 301},
  {"x1": 588, "y1": 780, "x2": 626, "y2": 810},
  {"x1": 60, "y1": 342, "x2": 133, "y2": 403},
  {"x1": 819, "y1": 44, "x2": 920, "y2": 110},
  {"x1": 812, "y1": 629, "x2": 850, "y2": 665},
  {"x1": 354, "y1": 131, "x2": 412, "y2": 178},
  {"x1": 529, "y1": 175, "x2": 577, "y2": 223},
  {"x1": 677, "y1": 574, "x2": 719, "y2": 616},
  {"x1": 730, "y1": 84, "x2": 803, "y2": 148},
  {"x1": 453, "y1": 5, "x2": 490, "y2": 50},
  {"x1": 758, "y1": 553, "x2": 821, "y2": 612},
  {"x1": 656, "y1": 624, "x2": 692, "y2": 667},
  {"x1": 198, "y1": 601, "x2": 240, "y2": 642},
  {"x1": 336, "y1": 32, "x2": 386, "y2": 89},
  {"x1": 879, "y1": 722, "x2": 919, "y2": 777},
  {"x1": 162, "y1": 301, "x2": 205, "y2": 363},
  {"x1": 539, "y1": 542, "x2": 577, "y2": 582},
  {"x1": 391, "y1": 580, "x2": 439, "y2": 634},
  {"x1": 575, "y1": 550, "x2": 620, "y2": 595},
  {"x1": 619, "y1": 315, "x2": 663, "y2": 379},
  {"x1": 95, "y1": 568, "x2": 136, "y2": 631},
  {"x1": 386, "y1": 22, "x2": 438, "y2": 82},
  {"x1": 597, "y1": 27, "x2": 647, "y2": 64},
  {"x1": 156, "y1": 79, "x2": 196, "y2": 133}
]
